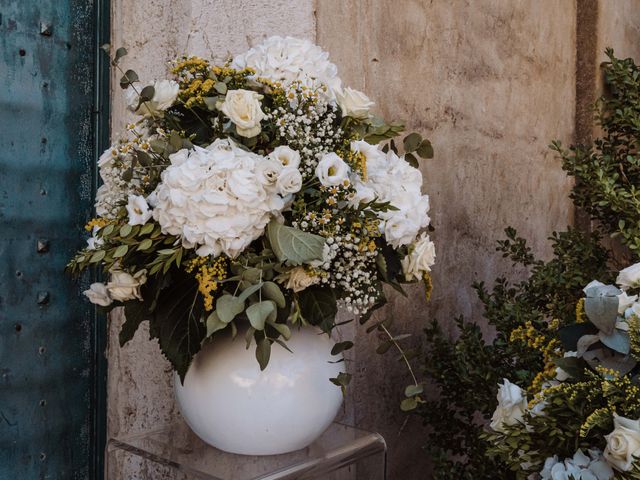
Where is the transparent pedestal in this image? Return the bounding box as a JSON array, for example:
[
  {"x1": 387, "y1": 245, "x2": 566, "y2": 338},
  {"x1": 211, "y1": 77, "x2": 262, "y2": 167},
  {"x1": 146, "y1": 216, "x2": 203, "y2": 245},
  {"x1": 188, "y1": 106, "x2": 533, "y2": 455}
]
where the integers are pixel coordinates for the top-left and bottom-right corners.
[{"x1": 106, "y1": 421, "x2": 387, "y2": 480}]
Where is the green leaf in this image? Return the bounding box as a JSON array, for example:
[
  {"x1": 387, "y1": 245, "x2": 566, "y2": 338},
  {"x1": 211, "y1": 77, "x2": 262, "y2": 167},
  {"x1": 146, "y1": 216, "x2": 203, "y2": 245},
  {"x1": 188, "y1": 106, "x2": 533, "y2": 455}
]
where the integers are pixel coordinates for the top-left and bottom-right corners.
[
  {"x1": 139, "y1": 85, "x2": 155, "y2": 102},
  {"x1": 238, "y1": 282, "x2": 263, "y2": 302},
  {"x1": 403, "y1": 132, "x2": 422, "y2": 152},
  {"x1": 329, "y1": 372, "x2": 351, "y2": 395},
  {"x1": 137, "y1": 238, "x2": 153, "y2": 251},
  {"x1": 558, "y1": 323, "x2": 599, "y2": 351},
  {"x1": 404, "y1": 153, "x2": 418, "y2": 168},
  {"x1": 150, "y1": 269, "x2": 206, "y2": 382},
  {"x1": 216, "y1": 295, "x2": 245, "y2": 323},
  {"x1": 114, "y1": 46, "x2": 128, "y2": 63},
  {"x1": 113, "y1": 245, "x2": 129, "y2": 258},
  {"x1": 376, "y1": 340, "x2": 393, "y2": 354},
  {"x1": 584, "y1": 293, "x2": 619, "y2": 334},
  {"x1": 102, "y1": 224, "x2": 115, "y2": 236},
  {"x1": 256, "y1": 337, "x2": 271, "y2": 370},
  {"x1": 400, "y1": 397, "x2": 418, "y2": 411},
  {"x1": 405, "y1": 384, "x2": 424, "y2": 397},
  {"x1": 206, "y1": 311, "x2": 227, "y2": 337},
  {"x1": 297, "y1": 287, "x2": 337, "y2": 331},
  {"x1": 120, "y1": 224, "x2": 133, "y2": 237},
  {"x1": 599, "y1": 329, "x2": 631, "y2": 355},
  {"x1": 267, "y1": 221, "x2": 326, "y2": 265},
  {"x1": 269, "y1": 322, "x2": 291, "y2": 340},
  {"x1": 331, "y1": 341, "x2": 354, "y2": 356},
  {"x1": 203, "y1": 97, "x2": 218, "y2": 110},
  {"x1": 119, "y1": 69, "x2": 138, "y2": 89},
  {"x1": 140, "y1": 223, "x2": 155, "y2": 235},
  {"x1": 90, "y1": 250, "x2": 106, "y2": 263},
  {"x1": 246, "y1": 301, "x2": 275, "y2": 331},
  {"x1": 261, "y1": 281, "x2": 286, "y2": 308},
  {"x1": 416, "y1": 139, "x2": 434, "y2": 159},
  {"x1": 214, "y1": 82, "x2": 227, "y2": 94}
]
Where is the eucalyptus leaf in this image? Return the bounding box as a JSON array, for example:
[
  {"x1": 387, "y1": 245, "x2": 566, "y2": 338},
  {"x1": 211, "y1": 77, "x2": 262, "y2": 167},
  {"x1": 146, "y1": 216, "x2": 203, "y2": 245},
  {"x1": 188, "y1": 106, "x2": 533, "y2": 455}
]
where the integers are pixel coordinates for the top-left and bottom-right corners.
[
  {"x1": 403, "y1": 132, "x2": 422, "y2": 152},
  {"x1": 261, "y1": 281, "x2": 286, "y2": 308},
  {"x1": 267, "y1": 221, "x2": 326, "y2": 265},
  {"x1": 256, "y1": 337, "x2": 271, "y2": 370},
  {"x1": 401, "y1": 397, "x2": 418, "y2": 411},
  {"x1": 405, "y1": 384, "x2": 424, "y2": 397},
  {"x1": 246, "y1": 301, "x2": 275, "y2": 331},
  {"x1": 206, "y1": 311, "x2": 227, "y2": 337},
  {"x1": 139, "y1": 85, "x2": 155, "y2": 102},
  {"x1": 331, "y1": 341, "x2": 354, "y2": 356},
  {"x1": 416, "y1": 139, "x2": 434, "y2": 159},
  {"x1": 584, "y1": 294, "x2": 619, "y2": 334},
  {"x1": 216, "y1": 295, "x2": 245, "y2": 323},
  {"x1": 269, "y1": 322, "x2": 291, "y2": 340},
  {"x1": 238, "y1": 282, "x2": 263, "y2": 302}
]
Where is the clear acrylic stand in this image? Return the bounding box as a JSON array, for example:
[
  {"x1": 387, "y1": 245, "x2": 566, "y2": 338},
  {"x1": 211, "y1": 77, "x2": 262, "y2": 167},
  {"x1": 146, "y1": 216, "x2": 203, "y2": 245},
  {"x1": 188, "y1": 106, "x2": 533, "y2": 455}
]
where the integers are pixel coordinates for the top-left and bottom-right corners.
[{"x1": 106, "y1": 420, "x2": 387, "y2": 479}]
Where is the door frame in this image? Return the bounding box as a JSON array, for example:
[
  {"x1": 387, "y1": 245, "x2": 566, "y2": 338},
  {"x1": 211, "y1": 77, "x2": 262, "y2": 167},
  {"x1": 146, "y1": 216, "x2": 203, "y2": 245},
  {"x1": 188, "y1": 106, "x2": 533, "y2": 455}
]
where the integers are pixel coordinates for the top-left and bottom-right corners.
[{"x1": 90, "y1": 0, "x2": 110, "y2": 478}]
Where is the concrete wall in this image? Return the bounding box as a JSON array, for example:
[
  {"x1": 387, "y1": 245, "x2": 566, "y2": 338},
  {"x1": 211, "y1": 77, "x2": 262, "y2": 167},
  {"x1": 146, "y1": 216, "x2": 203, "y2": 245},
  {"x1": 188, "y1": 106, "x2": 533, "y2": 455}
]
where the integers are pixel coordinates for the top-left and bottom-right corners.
[{"x1": 106, "y1": 1, "x2": 640, "y2": 479}]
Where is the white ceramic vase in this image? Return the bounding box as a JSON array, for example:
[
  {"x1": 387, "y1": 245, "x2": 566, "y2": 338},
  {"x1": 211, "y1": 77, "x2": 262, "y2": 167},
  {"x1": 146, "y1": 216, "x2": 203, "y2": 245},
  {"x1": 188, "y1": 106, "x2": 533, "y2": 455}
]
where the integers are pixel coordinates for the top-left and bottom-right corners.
[{"x1": 174, "y1": 326, "x2": 344, "y2": 455}]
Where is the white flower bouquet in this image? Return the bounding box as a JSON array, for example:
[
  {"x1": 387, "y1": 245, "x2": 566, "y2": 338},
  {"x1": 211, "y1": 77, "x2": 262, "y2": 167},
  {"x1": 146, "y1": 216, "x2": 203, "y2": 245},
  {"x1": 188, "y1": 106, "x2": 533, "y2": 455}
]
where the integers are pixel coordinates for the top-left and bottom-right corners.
[
  {"x1": 485, "y1": 262, "x2": 640, "y2": 479},
  {"x1": 68, "y1": 37, "x2": 435, "y2": 397}
]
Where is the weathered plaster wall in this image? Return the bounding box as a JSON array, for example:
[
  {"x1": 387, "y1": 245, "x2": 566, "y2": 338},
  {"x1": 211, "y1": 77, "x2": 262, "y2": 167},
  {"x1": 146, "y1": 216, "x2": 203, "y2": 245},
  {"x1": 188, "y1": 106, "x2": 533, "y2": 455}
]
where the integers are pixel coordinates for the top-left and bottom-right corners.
[
  {"x1": 106, "y1": 1, "x2": 640, "y2": 479},
  {"x1": 317, "y1": 0, "x2": 577, "y2": 477}
]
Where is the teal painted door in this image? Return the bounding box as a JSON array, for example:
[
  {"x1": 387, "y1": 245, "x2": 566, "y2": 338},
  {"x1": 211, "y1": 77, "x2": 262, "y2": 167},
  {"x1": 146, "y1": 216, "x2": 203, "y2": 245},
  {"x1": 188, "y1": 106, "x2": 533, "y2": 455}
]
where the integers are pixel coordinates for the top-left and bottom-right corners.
[{"x1": 0, "y1": 1, "x2": 108, "y2": 478}]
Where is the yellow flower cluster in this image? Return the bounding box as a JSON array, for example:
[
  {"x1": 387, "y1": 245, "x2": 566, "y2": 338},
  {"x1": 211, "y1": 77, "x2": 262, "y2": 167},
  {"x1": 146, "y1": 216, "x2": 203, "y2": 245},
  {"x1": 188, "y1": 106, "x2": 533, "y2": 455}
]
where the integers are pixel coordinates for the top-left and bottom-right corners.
[
  {"x1": 510, "y1": 321, "x2": 561, "y2": 393},
  {"x1": 344, "y1": 150, "x2": 367, "y2": 179},
  {"x1": 575, "y1": 298, "x2": 586, "y2": 323},
  {"x1": 172, "y1": 56, "x2": 211, "y2": 79},
  {"x1": 628, "y1": 315, "x2": 640, "y2": 361},
  {"x1": 84, "y1": 218, "x2": 109, "y2": 232},
  {"x1": 185, "y1": 256, "x2": 227, "y2": 311},
  {"x1": 423, "y1": 272, "x2": 433, "y2": 301}
]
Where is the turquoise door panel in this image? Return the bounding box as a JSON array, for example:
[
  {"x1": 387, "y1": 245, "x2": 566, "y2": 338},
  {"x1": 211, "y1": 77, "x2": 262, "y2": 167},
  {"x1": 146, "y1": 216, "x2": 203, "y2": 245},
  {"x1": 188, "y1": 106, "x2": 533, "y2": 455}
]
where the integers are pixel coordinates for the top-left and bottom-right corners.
[{"x1": 0, "y1": 1, "x2": 108, "y2": 478}]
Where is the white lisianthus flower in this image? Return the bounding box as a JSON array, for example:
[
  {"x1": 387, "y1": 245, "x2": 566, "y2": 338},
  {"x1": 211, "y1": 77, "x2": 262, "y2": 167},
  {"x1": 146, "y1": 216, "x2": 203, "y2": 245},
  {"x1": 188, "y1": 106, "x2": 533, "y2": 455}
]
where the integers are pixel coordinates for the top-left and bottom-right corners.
[
  {"x1": 316, "y1": 152, "x2": 350, "y2": 186},
  {"x1": 284, "y1": 266, "x2": 320, "y2": 293},
  {"x1": 401, "y1": 233, "x2": 436, "y2": 281},
  {"x1": 83, "y1": 282, "x2": 112, "y2": 307},
  {"x1": 107, "y1": 269, "x2": 147, "y2": 302},
  {"x1": 618, "y1": 291, "x2": 638, "y2": 314},
  {"x1": 616, "y1": 263, "x2": 640, "y2": 289},
  {"x1": 219, "y1": 89, "x2": 266, "y2": 138},
  {"x1": 126, "y1": 194, "x2": 152, "y2": 225},
  {"x1": 153, "y1": 139, "x2": 289, "y2": 258},
  {"x1": 231, "y1": 36, "x2": 342, "y2": 101},
  {"x1": 335, "y1": 86, "x2": 375, "y2": 119},
  {"x1": 490, "y1": 379, "x2": 527, "y2": 433},
  {"x1": 276, "y1": 167, "x2": 303, "y2": 195},
  {"x1": 269, "y1": 145, "x2": 300, "y2": 169},
  {"x1": 604, "y1": 414, "x2": 640, "y2": 472},
  {"x1": 126, "y1": 79, "x2": 179, "y2": 117},
  {"x1": 541, "y1": 449, "x2": 613, "y2": 480}
]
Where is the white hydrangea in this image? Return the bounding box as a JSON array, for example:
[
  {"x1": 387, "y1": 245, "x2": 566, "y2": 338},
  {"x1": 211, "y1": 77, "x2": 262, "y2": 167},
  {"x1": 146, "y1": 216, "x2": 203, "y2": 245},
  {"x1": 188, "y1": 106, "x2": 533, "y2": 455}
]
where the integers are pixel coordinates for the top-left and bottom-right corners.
[
  {"x1": 350, "y1": 140, "x2": 430, "y2": 247},
  {"x1": 540, "y1": 449, "x2": 613, "y2": 480},
  {"x1": 231, "y1": 36, "x2": 342, "y2": 100},
  {"x1": 152, "y1": 139, "x2": 300, "y2": 258}
]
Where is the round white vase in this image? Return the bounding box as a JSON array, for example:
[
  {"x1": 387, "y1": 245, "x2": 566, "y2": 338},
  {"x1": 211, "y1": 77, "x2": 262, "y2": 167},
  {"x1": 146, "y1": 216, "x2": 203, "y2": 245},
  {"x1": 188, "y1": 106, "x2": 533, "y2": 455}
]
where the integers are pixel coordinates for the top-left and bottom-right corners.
[{"x1": 174, "y1": 326, "x2": 344, "y2": 455}]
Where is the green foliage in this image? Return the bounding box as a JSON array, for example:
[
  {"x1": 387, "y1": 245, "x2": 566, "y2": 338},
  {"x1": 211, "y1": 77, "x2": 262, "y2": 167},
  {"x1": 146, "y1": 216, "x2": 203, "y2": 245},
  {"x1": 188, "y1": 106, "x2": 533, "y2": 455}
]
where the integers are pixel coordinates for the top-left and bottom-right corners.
[
  {"x1": 554, "y1": 49, "x2": 640, "y2": 255},
  {"x1": 419, "y1": 50, "x2": 640, "y2": 478}
]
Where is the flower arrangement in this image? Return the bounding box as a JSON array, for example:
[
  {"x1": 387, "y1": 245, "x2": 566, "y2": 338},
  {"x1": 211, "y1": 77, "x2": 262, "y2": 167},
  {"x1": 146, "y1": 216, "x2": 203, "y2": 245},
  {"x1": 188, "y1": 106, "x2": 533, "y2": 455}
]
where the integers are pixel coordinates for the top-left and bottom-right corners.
[
  {"x1": 419, "y1": 50, "x2": 640, "y2": 479},
  {"x1": 485, "y1": 262, "x2": 640, "y2": 479},
  {"x1": 68, "y1": 37, "x2": 435, "y2": 399}
]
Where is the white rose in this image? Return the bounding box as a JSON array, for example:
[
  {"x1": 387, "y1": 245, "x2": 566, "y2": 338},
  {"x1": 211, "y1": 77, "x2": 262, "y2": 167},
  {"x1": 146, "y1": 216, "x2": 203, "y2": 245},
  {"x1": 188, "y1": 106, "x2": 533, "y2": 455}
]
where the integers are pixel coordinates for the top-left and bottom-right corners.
[
  {"x1": 219, "y1": 89, "x2": 266, "y2": 138},
  {"x1": 401, "y1": 233, "x2": 436, "y2": 281},
  {"x1": 541, "y1": 450, "x2": 613, "y2": 480},
  {"x1": 283, "y1": 266, "x2": 320, "y2": 293},
  {"x1": 604, "y1": 414, "x2": 640, "y2": 472},
  {"x1": 276, "y1": 167, "x2": 303, "y2": 195},
  {"x1": 490, "y1": 379, "x2": 527, "y2": 433},
  {"x1": 335, "y1": 86, "x2": 375, "y2": 119},
  {"x1": 255, "y1": 159, "x2": 283, "y2": 188},
  {"x1": 316, "y1": 152, "x2": 350, "y2": 187},
  {"x1": 126, "y1": 194, "x2": 152, "y2": 225},
  {"x1": 83, "y1": 282, "x2": 112, "y2": 307},
  {"x1": 618, "y1": 292, "x2": 638, "y2": 314},
  {"x1": 107, "y1": 269, "x2": 147, "y2": 302},
  {"x1": 126, "y1": 80, "x2": 179, "y2": 117},
  {"x1": 617, "y1": 263, "x2": 640, "y2": 289},
  {"x1": 269, "y1": 146, "x2": 300, "y2": 169}
]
